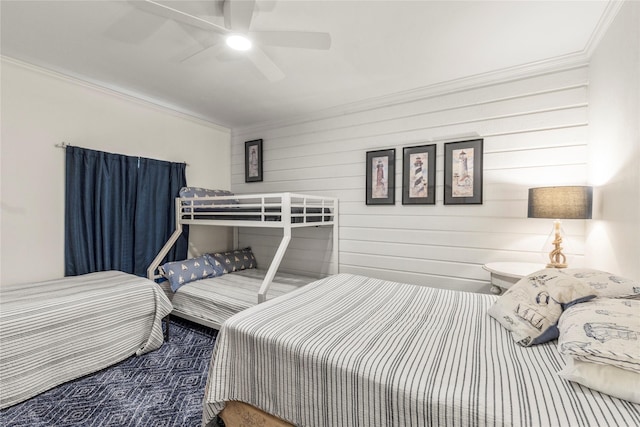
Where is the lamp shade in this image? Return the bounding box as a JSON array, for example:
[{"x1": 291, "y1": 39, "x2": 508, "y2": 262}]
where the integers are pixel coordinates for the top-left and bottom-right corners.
[{"x1": 528, "y1": 186, "x2": 593, "y2": 219}]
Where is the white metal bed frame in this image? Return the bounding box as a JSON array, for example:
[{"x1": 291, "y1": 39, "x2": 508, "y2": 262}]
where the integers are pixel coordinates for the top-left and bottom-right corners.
[{"x1": 147, "y1": 193, "x2": 339, "y2": 305}]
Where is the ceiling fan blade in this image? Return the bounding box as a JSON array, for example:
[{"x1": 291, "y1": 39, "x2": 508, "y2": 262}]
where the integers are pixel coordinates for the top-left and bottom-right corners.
[
  {"x1": 131, "y1": 0, "x2": 229, "y2": 35},
  {"x1": 246, "y1": 47, "x2": 285, "y2": 82},
  {"x1": 171, "y1": 40, "x2": 224, "y2": 64},
  {"x1": 176, "y1": 23, "x2": 222, "y2": 47},
  {"x1": 255, "y1": 0, "x2": 277, "y2": 13},
  {"x1": 251, "y1": 31, "x2": 331, "y2": 50},
  {"x1": 223, "y1": 0, "x2": 256, "y2": 33},
  {"x1": 166, "y1": 1, "x2": 219, "y2": 19},
  {"x1": 216, "y1": 50, "x2": 246, "y2": 62},
  {"x1": 104, "y1": 9, "x2": 165, "y2": 43}
]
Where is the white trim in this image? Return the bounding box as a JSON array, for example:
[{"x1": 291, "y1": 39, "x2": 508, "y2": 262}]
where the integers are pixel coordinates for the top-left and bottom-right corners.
[
  {"x1": 233, "y1": 55, "x2": 590, "y2": 137},
  {"x1": 235, "y1": 0, "x2": 622, "y2": 137},
  {"x1": 583, "y1": 0, "x2": 626, "y2": 58},
  {"x1": 1, "y1": 55, "x2": 230, "y2": 133},
  {"x1": 4, "y1": 0, "x2": 620, "y2": 135}
]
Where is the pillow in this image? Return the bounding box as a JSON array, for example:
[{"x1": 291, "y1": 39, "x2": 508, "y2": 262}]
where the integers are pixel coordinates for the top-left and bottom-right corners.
[
  {"x1": 560, "y1": 268, "x2": 640, "y2": 299},
  {"x1": 179, "y1": 187, "x2": 239, "y2": 206},
  {"x1": 557, "y1": 298, "x2": 640, "y2": 373},
  {"x1": 209, "y1": 247, "x2": 257, "y2": 274},
  {"x1": 160, "y1": 255, "x2": 224, "y2": 292},
  {"x1": 487, "y1": 268, "x2": 597, "y2": 346},
  {"x1": 558, "y1": 357, "x2": 640, "y2": 404}
]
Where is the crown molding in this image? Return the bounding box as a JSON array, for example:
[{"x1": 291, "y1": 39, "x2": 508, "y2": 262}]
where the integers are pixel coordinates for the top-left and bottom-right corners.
[
  {"x1": 1, "y1": 55, "x2": 230, "y2": 133},
  {"x1": 4, "y1": 1, "x2": 622, "y2": 140},
  {"x1": 584, "y1": 0, "x2": 625, "y2": 58},
  {"x1": 235, "y1": 1, "x2": 624, "y2": 138},
  {"x1": 234, "y1": 52, "x2": 591, "y2": 138}
]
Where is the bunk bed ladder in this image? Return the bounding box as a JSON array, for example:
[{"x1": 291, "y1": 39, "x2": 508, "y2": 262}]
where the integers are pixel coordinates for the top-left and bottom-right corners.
[
  {"x1": 257, "y1": 194, "x2": 291, "y2": 303},
  {"x1": 147, "y1": 199, "x2": 183, "y2": 281}
]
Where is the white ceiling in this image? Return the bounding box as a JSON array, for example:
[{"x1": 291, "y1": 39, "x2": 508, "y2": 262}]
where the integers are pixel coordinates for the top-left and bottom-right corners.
[{"x1": 1, "y1": 0, "x2": 611, "y2": 129}]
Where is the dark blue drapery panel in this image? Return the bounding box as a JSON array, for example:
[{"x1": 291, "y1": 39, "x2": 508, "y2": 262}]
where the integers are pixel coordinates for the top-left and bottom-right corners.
[{"x1": 65, "y1": 146, "x2": 188, "y2": 277}]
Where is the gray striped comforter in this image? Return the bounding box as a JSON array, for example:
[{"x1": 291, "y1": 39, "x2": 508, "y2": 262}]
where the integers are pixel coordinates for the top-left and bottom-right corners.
[
  {"x1": 203, "y1": 273, "x2": 640, "y2": 426},
  {"x1": 171, "y1": 269, "x2": 314, "y2": 328},
  {"x1": 0, "y1": 271, "x2": 172, "y2": 409}
]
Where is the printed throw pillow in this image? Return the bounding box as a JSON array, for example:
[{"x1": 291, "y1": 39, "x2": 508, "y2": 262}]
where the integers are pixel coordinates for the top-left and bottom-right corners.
[
  {"x1": 488, "y1": 268, "x2": 597, "y2": 346},
  {"x1": 209, "y1": 247, "x2": 257, "y2": 274},
  {"x1": 179, "y1": 187, "x2": 239, "y2": 205},
  {"x1": 557, "y1": 298, "x2": 640, "y2": 373},
  {"x1": 161, "y1": 255, "x2": 224, "y2": 292},
  {"x1": 560, "y1": 268, "x2": 640, "y2": 299}
]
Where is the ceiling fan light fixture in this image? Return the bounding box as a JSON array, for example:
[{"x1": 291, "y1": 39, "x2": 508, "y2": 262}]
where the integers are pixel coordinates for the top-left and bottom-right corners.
[{"x1": 226, "y1": 34, "x2": 252, "y2": 51}]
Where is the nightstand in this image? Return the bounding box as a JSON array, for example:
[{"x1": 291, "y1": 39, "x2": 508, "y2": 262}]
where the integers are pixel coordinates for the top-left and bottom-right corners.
[{"x1": 483, "y1": 262, "x2": 546, "y2": 295}]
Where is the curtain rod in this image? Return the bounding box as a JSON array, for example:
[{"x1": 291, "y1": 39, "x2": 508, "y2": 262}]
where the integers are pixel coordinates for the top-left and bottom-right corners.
[{"x1": 55, "y1": 142, "x2": 189, "y2": 166}]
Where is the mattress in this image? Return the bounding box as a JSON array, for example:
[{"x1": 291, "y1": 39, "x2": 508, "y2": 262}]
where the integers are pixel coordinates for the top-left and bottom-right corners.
[
  {"x1": 171, "y1": 268, "x2": 316, "y2": 328},
  {"x1": 203, "y1": 273, "x2": 640, "y2": 427},
  {"x1": 183, "y1": 206, "x2": 332, "y2": 223},
  {"x1": 0, "y1": 271, "x2": 172, "y2": 409}
]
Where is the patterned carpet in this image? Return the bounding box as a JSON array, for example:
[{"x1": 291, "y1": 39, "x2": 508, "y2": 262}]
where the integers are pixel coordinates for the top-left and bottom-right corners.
[{"x1": 0, "y1": 318, "x2": 218, "y2": 427}]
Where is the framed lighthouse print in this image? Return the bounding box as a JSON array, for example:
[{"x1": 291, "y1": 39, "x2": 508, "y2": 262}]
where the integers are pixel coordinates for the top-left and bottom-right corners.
[
  {"x1": 245, "y1": 139, "x2": 263, "y2": 182},
  {"x1": 444, "y1": 139, "x2": 483, "y2": 205},
  {"x1": 366, "y1": 148, "x2": 395, "y2": 205},
  {"x1": 402, "y1": 144, "x2": 436, "y2": 205}
]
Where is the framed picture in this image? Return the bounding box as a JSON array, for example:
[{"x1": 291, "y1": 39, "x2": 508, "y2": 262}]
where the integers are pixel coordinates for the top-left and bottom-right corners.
[
  {"x1": 366, "y1": 148, "x2": 395, "y2": 205},
  {"x1": 402, "y1": 144, "x2": 436, "y2": 205},
  {"x1": 444, "y1": 138, "x2": 483, "y2": 205},
  {"x1": 245, "y1": 139, "x2": 263, "y2": 182}
]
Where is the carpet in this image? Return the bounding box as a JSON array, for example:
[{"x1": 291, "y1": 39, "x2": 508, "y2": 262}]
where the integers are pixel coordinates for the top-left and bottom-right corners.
[{"x1": 0, "y1": 318, "x2": 218, "y2": 427}]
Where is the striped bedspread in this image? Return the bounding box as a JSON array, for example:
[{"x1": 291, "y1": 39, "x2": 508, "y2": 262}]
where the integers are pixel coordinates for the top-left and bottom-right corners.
[
  {"x1": 203, "y1": 273, "x2": 640, "y2": 427},
  {"x1": 0, "y1": 271, "x2": 172, "y2": 409},
  {"x1": 171, "y1": 269, "x2": 315, "y2": 328}
]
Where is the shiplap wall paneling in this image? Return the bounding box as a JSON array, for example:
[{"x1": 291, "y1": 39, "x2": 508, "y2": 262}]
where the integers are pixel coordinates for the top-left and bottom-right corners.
[
  {"x1": 231, "y1": 65, "x2": 590, "y2": 292},
  {"x1": 238, "y1": 227, "x2": 336, "y2": 278}
]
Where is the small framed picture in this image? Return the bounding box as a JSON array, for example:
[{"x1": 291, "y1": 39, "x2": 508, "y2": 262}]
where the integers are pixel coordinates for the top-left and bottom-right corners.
[
  {"x1": 366, "y1": 148, "x2": 395, "y2": 205},
  {"x1": 444, "y1": 139, "x2": 483, "y2": 205},
  {"x1": 245, "y1": 139, "x2": 263, "y2": 182},
  {"x1": 402, "y1": 144, "x2": 436, "y2": 205}
]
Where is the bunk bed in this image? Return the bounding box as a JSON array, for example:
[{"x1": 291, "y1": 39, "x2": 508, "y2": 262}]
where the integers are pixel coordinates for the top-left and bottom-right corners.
[{"x1": 147, "y1": 191, "x2": 338, "y2": 330}]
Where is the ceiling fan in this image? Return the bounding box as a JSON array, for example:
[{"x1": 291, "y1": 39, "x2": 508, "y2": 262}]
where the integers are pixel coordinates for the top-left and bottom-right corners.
[{"x1": 124, "y1": 0, "x2": 332, "y2": 82}]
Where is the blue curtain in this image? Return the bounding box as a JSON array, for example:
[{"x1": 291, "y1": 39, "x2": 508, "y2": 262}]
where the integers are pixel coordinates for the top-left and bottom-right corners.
[{"x1": 65, "y1": 146, "x2": 188, "y2": 277}]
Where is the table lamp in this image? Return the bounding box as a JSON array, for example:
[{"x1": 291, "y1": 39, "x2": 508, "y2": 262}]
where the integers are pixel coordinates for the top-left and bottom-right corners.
[{"x1": 527, "y1": 186, "x2": 593, "y2": 268}]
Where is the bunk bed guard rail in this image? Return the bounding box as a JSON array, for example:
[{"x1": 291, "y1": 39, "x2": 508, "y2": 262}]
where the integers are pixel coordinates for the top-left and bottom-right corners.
[{"x1": 147, "y1": 193, "x2": 339, "y2": 304}]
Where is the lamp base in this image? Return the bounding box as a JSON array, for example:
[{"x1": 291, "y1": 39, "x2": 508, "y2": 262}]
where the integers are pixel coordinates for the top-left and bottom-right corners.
[
  {"x1": 546, "y1": 262, "x2": 568, "y2": 269},
  {"x1": 547, "y1": 220, "x2": 568, "y2": 269}
]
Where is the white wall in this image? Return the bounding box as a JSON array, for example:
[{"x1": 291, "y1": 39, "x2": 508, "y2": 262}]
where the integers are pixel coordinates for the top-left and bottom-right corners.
[
  {"x1": 231, "y1": 65, "x2": 592, "y2": 292},
  {"x1": 586, "y1": 1, "x2": 640, "y2": 280},
  {"x1": 5, "y1": 4, "x2": 633, "y2": 291},
  {"x1": 0, "y1": 58, "x2": 232, "y2": 286}
]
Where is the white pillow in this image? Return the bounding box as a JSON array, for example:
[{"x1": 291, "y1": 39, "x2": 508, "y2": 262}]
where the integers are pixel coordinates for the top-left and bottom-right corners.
[
  {"x1": 557, "y1": 298, "x2": 640, "y2": 373},
  {"x1": 559, "y1": 357, "x2": 640, "y2": 404}
]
